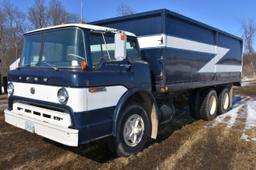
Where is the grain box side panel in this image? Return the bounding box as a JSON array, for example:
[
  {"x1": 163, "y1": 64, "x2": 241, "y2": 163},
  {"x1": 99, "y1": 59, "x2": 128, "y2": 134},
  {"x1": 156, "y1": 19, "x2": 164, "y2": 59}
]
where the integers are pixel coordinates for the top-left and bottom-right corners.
[{"x1": 164, "y1": 13, "x2": 217, "y2": 84}]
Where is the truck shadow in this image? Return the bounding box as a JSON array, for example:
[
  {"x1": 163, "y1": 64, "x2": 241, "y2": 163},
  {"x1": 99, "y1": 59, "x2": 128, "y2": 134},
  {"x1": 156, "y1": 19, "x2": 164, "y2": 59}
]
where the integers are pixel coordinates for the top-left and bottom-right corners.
[
  {"x1": 46, "y1": 108, "x2": 196, "y2": 163},
  {"x1": 46, "y1": 96, "x2": 243, "y2": 164}
]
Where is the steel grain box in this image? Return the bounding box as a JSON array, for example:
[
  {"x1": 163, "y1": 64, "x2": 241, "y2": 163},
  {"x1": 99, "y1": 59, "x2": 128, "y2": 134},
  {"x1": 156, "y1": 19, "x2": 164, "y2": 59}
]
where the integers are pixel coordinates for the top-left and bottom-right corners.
[{"x1": 92, "y1": 9, "x2": 243, "y2": 92}]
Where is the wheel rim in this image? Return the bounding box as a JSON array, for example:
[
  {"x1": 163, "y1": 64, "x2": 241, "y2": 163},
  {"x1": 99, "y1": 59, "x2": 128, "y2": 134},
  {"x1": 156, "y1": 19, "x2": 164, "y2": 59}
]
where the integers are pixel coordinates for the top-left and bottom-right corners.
[
  {"x1": 209, "y1": 95, "x2": 217, "y2": 115},
  {"x1": 123, "y1": 114, "x2": 145, "y2": 147},
  {"x1": 223, "y1": 92, "x2": 230, "y2": 110}
]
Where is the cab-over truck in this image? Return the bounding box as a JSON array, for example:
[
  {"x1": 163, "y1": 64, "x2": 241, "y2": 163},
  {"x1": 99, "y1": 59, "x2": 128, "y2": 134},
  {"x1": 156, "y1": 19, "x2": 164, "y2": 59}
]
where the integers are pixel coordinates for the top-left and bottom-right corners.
[{"x1": 5, "y1": 9, "x2": 243, "y2": 157}]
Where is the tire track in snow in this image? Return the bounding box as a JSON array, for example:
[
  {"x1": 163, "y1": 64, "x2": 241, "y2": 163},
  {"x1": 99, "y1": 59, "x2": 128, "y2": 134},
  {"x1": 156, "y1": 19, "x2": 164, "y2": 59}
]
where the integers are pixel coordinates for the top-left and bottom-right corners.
[
  {"x1": 207, "y1": 96, "x2": 256, "y2": 143},
  {"x1": 240, "y1": 100, "x2": 256, "y2": 142},
  {"x1": 206, "y1": 96, "x2": 250, "y2": 129}
]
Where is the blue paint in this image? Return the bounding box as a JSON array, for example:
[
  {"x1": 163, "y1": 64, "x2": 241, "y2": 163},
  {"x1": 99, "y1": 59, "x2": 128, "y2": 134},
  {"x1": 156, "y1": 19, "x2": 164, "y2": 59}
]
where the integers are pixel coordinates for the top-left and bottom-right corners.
[
  {"x1": 8, "y1": 95, "x2": 115, "y2": 144},
  {"x1": 92, "y1": 9, "x2": 242, "y2": 91}
]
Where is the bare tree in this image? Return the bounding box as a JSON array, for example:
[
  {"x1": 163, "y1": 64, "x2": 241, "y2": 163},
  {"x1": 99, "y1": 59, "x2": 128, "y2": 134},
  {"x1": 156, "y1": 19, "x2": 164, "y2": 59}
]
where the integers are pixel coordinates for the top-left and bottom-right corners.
[
  {"x1": 0, "y1": 1, "x2": 26, "y2": 76},
  {"x1": 0, "y1": 7, "x2": 6, "y2": 55},
  {"x1": 0, "y1": 0, "x2": 80, "y2": 77},
  {"x1": 241, "y1": 19, "x2": 256, "y2": 79},
  {"x1": 28, "y1": 0, "x2": 78, "y2": 28},
  {"x1": 48, "y1": 0, "x2": 78, "y2": 25},
  {"x1": 28, "y1": 0, "x2": 49, "y2": 29},
  {"x1": 2, "y1": 2, "x2": 26, "y2": 55},
  {"x1": 242, "y1": 19, "x2": 256, "y2": 54},
  {"x1": 117, "y1": 3, "x2": 135, "y2": 16}
]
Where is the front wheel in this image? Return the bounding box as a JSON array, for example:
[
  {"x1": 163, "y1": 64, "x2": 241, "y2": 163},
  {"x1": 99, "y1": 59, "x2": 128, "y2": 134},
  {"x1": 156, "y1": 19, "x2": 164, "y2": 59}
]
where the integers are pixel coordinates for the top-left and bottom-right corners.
[{"x1": 109, "y1": 103, "x2": 151, "y2": 157}]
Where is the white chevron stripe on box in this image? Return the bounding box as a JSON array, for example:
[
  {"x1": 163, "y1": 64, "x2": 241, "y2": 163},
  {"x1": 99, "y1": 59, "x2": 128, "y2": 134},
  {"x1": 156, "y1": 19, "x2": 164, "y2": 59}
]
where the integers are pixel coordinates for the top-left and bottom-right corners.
[
  {"x1": 138, "y1": 34, "x2": 242, "y2": 73},
  {"x1": 138, "y1": 34, "x2": 166, "y2": 49}
]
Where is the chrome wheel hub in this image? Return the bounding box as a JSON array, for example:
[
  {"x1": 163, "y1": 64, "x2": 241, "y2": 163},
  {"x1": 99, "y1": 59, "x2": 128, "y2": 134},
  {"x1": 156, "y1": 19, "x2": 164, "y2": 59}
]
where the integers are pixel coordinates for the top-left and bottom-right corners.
[{"x1": 123, "y1": 114, "x2": 145, "y2": 147}]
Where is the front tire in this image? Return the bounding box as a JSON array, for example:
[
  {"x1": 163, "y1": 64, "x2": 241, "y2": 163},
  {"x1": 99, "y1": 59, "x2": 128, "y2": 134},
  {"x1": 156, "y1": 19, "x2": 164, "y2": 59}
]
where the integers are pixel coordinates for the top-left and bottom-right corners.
[{"x1": 109, "y1": 103, "x2": 151, "y2": 157}]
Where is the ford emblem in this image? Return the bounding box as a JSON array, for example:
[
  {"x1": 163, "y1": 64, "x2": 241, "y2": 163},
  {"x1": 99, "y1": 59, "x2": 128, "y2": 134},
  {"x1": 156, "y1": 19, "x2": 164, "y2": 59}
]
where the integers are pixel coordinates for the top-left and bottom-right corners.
[{"x1": 30, "y1": 87, "x2": 35, "y2": 94}]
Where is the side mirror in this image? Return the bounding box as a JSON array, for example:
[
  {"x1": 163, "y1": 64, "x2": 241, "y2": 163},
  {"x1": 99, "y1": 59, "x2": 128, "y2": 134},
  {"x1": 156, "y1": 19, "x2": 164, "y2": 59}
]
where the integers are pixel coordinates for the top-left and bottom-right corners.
[{"x1": 114, "y1": 32, "x2": 127, "y2": 61}]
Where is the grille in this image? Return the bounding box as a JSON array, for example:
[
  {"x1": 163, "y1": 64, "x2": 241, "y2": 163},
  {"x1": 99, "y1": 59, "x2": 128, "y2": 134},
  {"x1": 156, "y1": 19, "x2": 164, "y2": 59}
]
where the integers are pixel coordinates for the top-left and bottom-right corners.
[{"x1": 13, "y1": 102, "x2": 72, "y2": 128}]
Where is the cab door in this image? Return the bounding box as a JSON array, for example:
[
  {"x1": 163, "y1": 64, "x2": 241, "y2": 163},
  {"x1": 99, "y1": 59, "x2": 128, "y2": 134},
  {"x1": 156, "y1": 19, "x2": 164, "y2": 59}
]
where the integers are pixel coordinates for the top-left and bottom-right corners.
[{"x1": 85, "y1": 31, "x2": 131, "y2": 111}]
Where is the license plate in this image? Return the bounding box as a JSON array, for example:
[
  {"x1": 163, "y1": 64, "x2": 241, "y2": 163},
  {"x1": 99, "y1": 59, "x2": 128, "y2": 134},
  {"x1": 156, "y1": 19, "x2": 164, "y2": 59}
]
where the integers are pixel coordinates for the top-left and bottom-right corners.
[{"x1": 25, "y1": 121, "x2": 35, "y2": 133}]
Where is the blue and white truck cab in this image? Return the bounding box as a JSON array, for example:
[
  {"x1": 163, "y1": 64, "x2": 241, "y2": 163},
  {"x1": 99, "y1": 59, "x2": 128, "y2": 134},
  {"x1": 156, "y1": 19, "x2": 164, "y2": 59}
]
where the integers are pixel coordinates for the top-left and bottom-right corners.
[{"x1": 5, "y1": 9, "x2": 243, "y2": 157}]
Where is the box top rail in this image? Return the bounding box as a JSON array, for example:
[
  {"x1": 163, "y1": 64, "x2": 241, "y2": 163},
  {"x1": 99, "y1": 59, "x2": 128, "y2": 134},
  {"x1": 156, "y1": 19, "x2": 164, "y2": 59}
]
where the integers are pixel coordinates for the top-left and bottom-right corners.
[{"x1": 91, "y1": 9, "x2": 243, "y2": 41}]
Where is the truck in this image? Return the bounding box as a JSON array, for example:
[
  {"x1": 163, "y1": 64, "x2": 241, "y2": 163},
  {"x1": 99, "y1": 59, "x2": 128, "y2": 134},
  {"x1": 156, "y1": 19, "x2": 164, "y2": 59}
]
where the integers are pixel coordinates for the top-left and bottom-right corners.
[{"x1": 4, "y1": 9, "x2": 243, "y2": 157}]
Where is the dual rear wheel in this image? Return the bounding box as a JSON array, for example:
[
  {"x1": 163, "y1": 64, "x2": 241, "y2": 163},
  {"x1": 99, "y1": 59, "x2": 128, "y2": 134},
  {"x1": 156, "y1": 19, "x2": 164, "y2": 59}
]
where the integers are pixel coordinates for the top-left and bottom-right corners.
[{"x1": 190, "y1": 87, "x2": 232, "y2": 120}]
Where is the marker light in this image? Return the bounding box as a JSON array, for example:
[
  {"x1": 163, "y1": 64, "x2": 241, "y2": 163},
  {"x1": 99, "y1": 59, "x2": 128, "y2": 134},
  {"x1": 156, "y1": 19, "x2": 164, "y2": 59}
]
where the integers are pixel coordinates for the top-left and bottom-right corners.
[
  {"x1": 57, "y1": 88, "x2": 69, "y2": 104},
  {"x1": 120, "y1": 32, "x2": 125, "y2": 40},
  {"x1": 79, "y1": 20, "x2": 86, "y2": 24},
  {"x1": 81, "y1": 61, "x2": 87, "y2": 70}
]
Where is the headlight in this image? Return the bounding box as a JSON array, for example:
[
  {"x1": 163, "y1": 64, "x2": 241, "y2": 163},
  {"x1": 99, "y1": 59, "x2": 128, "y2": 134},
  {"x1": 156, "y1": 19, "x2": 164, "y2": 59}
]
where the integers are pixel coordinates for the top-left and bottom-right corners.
[
  {"x1": 57, "y1": 88, "x2": 69, "y2": 104},
  {"x1": 7, "y1": 83, "x2": 14, "y2": 96}
]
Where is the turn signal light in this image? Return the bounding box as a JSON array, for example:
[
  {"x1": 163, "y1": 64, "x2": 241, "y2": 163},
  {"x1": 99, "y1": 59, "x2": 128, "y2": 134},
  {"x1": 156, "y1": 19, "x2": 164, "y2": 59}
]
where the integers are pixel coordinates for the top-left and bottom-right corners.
[
  {"x1": 89, "y1": 87, "x2": 97, "y2": 93},
  {"x1": 120, "y1": 32, "x2": 125, "y2": 40},
  {"x1": 81, "y1": 61, "x2": 87, "y2": 70},
  {"x1": 79, "y1": 20, "x2": 86, "y2": 24},
  {"x1": 89, "y1": 87, "x2": 106, "y2": 93}
]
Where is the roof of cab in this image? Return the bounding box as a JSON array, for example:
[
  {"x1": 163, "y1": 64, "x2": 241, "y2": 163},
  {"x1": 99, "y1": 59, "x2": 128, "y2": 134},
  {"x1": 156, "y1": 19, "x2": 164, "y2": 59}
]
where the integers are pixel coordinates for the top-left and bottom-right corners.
[{"x1": 25, "y1": 23, "x2": 136, "y2": 37}]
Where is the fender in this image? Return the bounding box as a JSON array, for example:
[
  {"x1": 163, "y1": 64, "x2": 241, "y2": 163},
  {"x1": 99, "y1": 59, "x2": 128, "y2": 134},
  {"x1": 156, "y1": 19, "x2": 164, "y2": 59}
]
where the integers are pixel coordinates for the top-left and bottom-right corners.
[{"x1": 112, "y1": 88, "x2": 160, "y2": 139}]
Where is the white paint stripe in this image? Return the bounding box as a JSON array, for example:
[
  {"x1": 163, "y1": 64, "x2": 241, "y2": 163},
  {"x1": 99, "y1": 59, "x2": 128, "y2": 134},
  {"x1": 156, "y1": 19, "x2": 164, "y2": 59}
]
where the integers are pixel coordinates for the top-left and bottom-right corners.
[
  {"x1": 87, "y1": 86, "x2": 127, "y2": 111},
  {"x1": 138, "y1": 34, "x2": 165, "y2": 49},
  {"x1": 215, "y1": 65, "x2": 242, "y2": 73},
  {"x1": 138, "y1": 34, "x2": 241, "y2": 73},
  {"x1": 166, "y1": 35, "x2": 216, "y2": 54},
  {"x1": 198, "y1": 47, "x2": 229, "y2": 73},
  {"x1": 12, "y1": 82, "x2": 127, "y2": 112},
  {"x1": 13, "y1": 82, "x2": 88, "y2": 112},
  {"x1": 26, "y1": 23, "x2": 136, "y2": 37}
]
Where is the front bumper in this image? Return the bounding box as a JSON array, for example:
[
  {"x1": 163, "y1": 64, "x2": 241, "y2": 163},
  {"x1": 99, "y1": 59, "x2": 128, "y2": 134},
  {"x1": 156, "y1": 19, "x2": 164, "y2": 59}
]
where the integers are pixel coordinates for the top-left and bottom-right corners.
[{"x1": 4, "y1": 109, "x2": 79, "y2": 147}]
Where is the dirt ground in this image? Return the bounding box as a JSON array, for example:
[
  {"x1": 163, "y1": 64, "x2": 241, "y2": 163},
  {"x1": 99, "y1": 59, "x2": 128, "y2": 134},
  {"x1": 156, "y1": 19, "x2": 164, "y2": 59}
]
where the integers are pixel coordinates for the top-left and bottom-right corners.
[{"x1": 1, "y1": 85, "x2": 256, "y2": 170}]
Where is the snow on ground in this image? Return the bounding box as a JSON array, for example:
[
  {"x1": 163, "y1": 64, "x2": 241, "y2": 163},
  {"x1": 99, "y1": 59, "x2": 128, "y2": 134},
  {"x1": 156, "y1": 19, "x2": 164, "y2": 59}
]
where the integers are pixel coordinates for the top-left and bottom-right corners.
[
  {"x1": 207, "y1": 96, "x2": 256, "y2": 143},
  {"x1": 240, "y1": 101, "x2": 256, "y2": 142}
]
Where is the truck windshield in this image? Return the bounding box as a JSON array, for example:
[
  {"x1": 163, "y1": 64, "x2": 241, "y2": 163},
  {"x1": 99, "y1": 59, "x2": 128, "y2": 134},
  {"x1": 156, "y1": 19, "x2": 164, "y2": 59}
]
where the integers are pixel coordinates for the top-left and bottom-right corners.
[{"x1": 21, "y1": 28, "x2": 86, "y2": 69}]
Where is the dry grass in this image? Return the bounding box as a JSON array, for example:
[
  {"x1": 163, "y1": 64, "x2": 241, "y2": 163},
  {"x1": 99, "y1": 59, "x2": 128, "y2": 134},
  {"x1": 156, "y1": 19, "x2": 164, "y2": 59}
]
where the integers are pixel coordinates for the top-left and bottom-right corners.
[{"x1": 0, "y1": 86, "x2": 256, "y2": 170}]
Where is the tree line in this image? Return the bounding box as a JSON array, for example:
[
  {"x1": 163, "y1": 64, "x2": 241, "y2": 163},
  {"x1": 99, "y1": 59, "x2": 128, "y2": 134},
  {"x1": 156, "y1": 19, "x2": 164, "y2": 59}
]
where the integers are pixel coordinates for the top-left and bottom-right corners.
[
  {"x1": 0, "y1": 0, "x2": 255, "y2": 80},
  {"x1": 0, "y1": 0, "x2": 79, "y2": 77},
  {"x1": 0, "y1": 0, "x2": 135, "y2": 77}
]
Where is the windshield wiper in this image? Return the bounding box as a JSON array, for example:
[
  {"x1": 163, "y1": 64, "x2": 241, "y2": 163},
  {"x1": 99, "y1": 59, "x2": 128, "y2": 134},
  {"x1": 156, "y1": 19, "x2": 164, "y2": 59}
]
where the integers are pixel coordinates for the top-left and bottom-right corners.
[{"x1": 40, "y1": 61, "x2": 59, "y2": 71}]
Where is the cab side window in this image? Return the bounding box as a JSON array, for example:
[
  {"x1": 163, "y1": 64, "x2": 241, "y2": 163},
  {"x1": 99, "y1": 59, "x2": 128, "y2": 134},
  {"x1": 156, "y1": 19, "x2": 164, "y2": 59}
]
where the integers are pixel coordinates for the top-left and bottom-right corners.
[
  {"x1": 126, "y1": 38, "x2": 141, "y2": 61},
  {"x1": 89, "y1": 33, "x2": 115, "y2": 69}
]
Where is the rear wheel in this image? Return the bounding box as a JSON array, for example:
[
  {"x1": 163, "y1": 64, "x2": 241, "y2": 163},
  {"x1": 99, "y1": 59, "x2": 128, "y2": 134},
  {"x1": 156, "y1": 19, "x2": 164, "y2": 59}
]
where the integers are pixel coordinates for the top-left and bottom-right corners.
[
  {"x1": 189, "y1": 90, "x2": 201, "y2": 119},
  {"x1": 109, "y1": 103, "x2": 150, "y2": 157},
  {"x1": 199, "y1": 89, "x2": 218, "y2": 120},
  {"x1": 218, "y1": 88, "x2": 231, "y2": 114}
]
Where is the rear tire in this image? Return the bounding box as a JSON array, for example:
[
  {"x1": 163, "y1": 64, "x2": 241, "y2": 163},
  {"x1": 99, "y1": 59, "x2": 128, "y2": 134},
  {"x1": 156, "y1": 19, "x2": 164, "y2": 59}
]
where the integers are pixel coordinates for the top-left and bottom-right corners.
[
  {"x1": 109, "y1": 102, "x2": 151, "y2": 157},
  {"x1": 189, "y1": 90, "x2": 201, "y2": 119},
  {"x1": 199, "y1": 89, "x2": 218, "y2": 121},
  {"x1": 218, "y1": 88, "x2": 231, "y2": 114}
]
